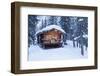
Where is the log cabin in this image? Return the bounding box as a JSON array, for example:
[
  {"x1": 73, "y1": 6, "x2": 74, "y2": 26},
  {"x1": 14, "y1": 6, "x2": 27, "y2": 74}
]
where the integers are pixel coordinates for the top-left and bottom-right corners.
[{"x1": 35, "y1": 25, "x2": 66, "y2": 48}]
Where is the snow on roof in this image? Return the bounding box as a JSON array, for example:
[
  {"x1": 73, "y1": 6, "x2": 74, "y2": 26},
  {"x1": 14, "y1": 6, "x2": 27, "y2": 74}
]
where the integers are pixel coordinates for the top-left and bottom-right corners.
[{"x1": 36, "y1": 25, "x2": 66, "y2": 35}]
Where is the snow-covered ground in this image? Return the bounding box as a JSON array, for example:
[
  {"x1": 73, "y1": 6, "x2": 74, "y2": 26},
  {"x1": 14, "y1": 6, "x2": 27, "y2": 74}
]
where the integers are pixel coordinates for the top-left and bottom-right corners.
[{"x1": 28, "y1": 40, "x2": 88, "y2": 61}]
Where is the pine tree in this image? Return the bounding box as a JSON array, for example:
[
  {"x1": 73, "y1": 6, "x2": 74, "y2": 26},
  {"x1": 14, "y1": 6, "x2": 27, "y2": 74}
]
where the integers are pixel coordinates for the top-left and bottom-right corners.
[
  {"x1": 28, "y1": 15, "x2": 38, "y2": 47},
  {"x1": 48, "y1": 16, "x2": 57, "y2": 25},
  {"x1": 59, "y1": 16, "x2": 70, "y2": 44},
  {"x1": 76, "y1": 17, "x2": 88, "y2": 55}
]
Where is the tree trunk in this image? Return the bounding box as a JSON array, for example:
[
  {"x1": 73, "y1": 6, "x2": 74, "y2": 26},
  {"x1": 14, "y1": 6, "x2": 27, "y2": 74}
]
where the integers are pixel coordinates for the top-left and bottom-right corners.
[
  {"x1": 73, "y1": 39, "x2": 75, "y2": 47},
  {"x1": 81, "y1": 45, "x2": 84, "y2": 55},
  {"x1": 80, "y1": 35, "x2": 84, "y2": 56}
]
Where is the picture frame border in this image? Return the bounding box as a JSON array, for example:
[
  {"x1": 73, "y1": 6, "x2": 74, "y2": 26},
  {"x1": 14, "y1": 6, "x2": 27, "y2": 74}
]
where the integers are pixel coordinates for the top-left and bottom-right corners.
[{"x1": 11, "y1": 1, "x2": 98, "y2": 74}]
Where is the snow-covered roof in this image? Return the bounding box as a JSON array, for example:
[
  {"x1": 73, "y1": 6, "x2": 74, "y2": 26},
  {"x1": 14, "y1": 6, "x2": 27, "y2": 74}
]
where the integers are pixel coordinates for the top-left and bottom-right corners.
[{"x1": 36, "y1": 25, "x2": 66, "y2": 35}]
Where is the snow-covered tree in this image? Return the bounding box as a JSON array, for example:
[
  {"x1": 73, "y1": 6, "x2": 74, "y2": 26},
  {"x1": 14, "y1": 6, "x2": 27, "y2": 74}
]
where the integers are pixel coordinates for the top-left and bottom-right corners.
[
  {"x1": 74, "y1": 17, "x2": 88, "y2": 55},
  {"x1": 59, "y1": 16, "x2": 71, "y2": 44},
  {"x1": 48, "y1": 16, "x2": 58, "y2": 25},
  {"x1": 28, "y1": 15, "x2": 39, "y2": 47}
]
